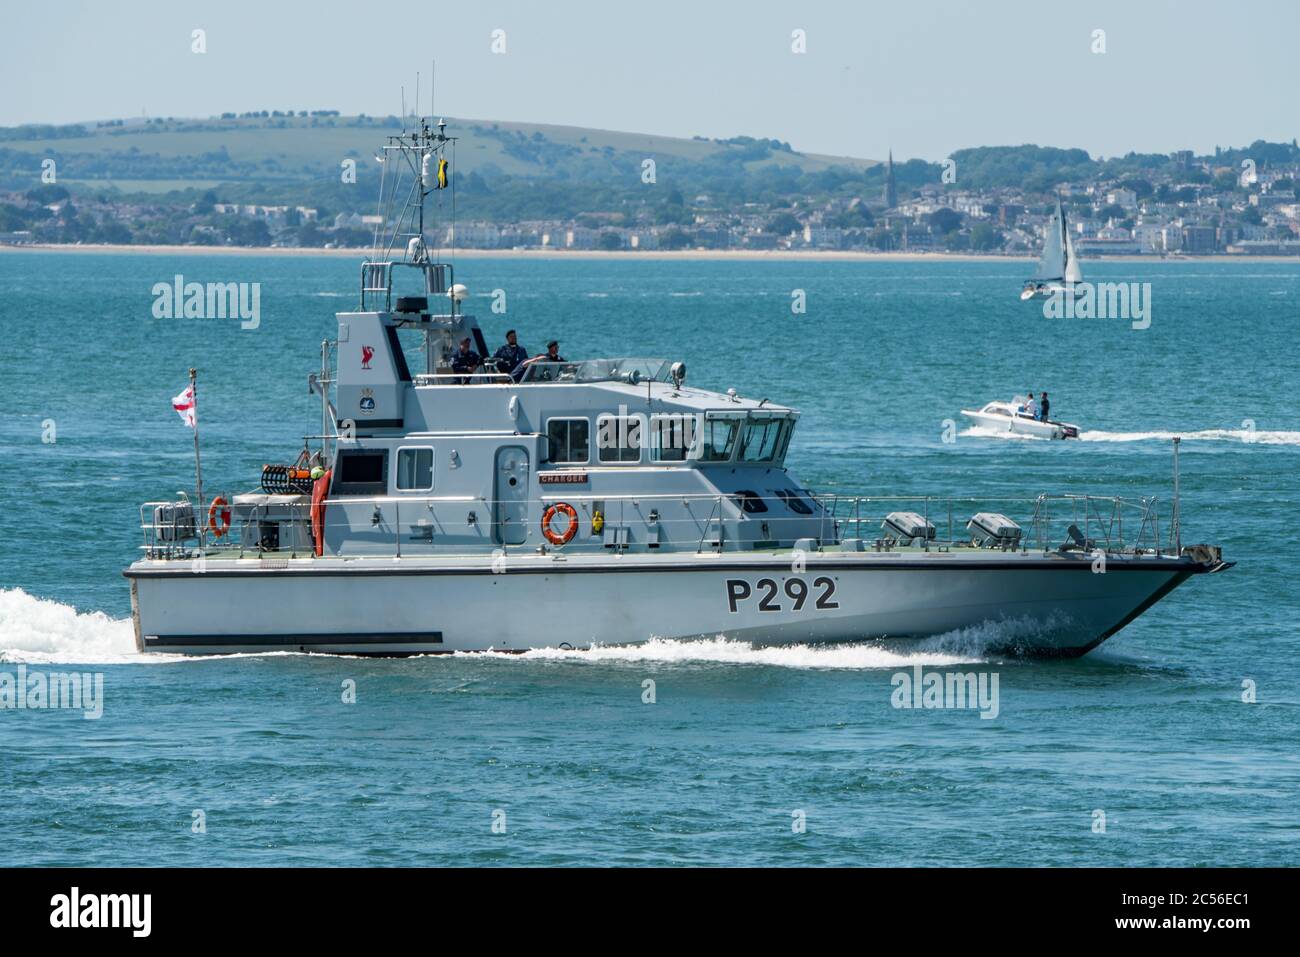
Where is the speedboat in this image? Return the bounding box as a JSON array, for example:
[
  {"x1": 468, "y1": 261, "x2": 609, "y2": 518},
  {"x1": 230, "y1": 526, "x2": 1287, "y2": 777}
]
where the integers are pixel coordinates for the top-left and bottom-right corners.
[
  {"x1": 1022, "y1": 196, "x2": 1084, "y2": 301},
  {"x1": 121, "y1": 116, "x2": 1230, "y2": 659},
  {"x1": 961, "y1": 398, "x2": 1080, "y2": 440}
]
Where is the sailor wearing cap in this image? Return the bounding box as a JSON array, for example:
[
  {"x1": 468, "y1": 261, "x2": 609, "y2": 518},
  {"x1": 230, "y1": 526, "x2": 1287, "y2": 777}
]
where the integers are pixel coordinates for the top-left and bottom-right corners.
[
  {"x1": 512, "y1": 340, "x2": 566, "y2": 380},
  {"x1": 493, "y1": 329, "x2": 528, "y2": 381},
  {"x1": 450, "y1": 336, "x2": 482, "y2": 382}
]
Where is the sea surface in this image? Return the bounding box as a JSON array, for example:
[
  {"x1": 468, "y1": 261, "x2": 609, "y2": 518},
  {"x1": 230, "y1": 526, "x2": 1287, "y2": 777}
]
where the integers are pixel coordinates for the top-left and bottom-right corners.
[{"x1": 0, "y1": 251, "x2": 1297, "y2": 866}]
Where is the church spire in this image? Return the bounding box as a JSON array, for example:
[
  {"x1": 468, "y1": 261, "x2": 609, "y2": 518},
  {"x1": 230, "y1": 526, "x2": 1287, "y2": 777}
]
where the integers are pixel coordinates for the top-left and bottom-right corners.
[{"x1": 882, "y1": 149, "x2": 897, "y2": 209}]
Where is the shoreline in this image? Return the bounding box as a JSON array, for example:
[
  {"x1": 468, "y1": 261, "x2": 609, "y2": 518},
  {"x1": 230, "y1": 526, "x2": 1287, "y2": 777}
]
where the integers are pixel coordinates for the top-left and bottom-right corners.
[{"x1": 1, "y1": 243, "x2": 1298, "y2": 264}]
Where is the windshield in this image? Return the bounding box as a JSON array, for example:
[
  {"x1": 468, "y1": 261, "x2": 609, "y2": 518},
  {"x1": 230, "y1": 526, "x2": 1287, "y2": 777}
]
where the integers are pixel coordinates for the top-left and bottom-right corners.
[
  {"x1": 518, "y1": 358, "x2": 673, "y2": 384},
  {"x1": 738, "y1": 416, "x2": 794, "y2": 465},
  {"x1": 696, "y1": 413, "x2": 795, "y2": 465},
  {"x1": 698, "y1": 415, "x2": 740, "y2": 462}
]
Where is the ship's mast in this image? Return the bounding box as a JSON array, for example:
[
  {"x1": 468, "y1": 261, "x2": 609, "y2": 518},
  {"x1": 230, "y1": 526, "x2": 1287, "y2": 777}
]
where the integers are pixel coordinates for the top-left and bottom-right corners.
[
  {"x1": 362, "y1": 108, "x2": 460, "y2": 380},
  {"x1": 372, "y1": 114, "x2": 456, "y2": 264}
]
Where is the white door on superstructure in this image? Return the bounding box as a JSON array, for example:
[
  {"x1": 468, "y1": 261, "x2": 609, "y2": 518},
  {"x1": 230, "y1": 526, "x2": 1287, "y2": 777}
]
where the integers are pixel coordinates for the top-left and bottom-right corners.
[{"x1": 493, "y1": 445, "x2": 529, "y2": 545}]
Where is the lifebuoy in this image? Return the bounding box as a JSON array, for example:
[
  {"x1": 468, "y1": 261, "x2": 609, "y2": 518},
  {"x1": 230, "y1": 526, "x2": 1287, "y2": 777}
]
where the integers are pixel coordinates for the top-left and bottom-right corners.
[
  {"x1": 541, "y1": 502, "x2": 579, "y2": 546},
  {"x1": 207, "y1": 496, "x2": 231, "y2": 538}
]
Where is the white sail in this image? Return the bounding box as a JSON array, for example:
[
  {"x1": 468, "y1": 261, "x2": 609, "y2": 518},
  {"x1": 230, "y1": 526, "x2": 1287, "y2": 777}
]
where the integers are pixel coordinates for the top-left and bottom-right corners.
[
  {"x1": 1064, "y1": 228, "x2": 1083, "y2": 283},
  {"x1": 1061, "y1": 200, "x2": 1083, "y2": 283},
  {"x1": 1034, "y1": 203, "x2": 1065, "y2": 280}
]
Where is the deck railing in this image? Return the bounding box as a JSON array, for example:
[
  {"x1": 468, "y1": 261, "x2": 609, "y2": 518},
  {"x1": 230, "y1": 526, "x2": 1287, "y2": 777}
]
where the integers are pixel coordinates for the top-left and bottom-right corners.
[
  {"x1": 412, "y1": 371, "x2": 514, "y2": 386},
  {"x1": 138, "y1": 490, "x2": 1174, "y2": 561}
]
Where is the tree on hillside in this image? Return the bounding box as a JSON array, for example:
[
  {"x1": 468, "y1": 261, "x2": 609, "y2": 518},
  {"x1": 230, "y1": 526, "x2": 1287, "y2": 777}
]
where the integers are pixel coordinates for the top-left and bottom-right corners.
[
  {"x1": 767, "y1": 211, "x2": 802, "y2": 236},
  {"x1": 927, "y1": 207, "x2": 962, "y2": 234},
  {"x1": 25, "y1": 184, "x2": 70, "y2": 204},
  {"x1": 1118, "y1": 177, "x2": 1154, "y2": 199},
  {"x1": 968, "y1": 222, "x2": 1004, "y2": 251},
  {"x1": 658, "y1": 228, "x2": 691, "y2": 250}
]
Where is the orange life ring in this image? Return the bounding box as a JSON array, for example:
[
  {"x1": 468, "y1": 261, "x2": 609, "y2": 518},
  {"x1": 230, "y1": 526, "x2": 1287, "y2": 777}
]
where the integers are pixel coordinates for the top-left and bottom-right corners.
[
  {"x1": 207, "y1": 496, "x2": 232, "y2": 538},
  {"x1": 541, "y1": 502, "x2": 579, "y2": 546}
]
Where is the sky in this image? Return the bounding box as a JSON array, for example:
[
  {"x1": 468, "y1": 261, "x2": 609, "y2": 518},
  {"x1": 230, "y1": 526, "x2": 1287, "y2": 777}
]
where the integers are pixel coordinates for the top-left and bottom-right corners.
[{"x1": 3, "y1": 0, "x2": 1296, "y2": 162}]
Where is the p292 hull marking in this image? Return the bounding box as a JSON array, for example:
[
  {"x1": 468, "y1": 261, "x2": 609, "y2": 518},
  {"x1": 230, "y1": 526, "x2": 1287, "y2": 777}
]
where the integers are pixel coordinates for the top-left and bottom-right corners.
[{"x1": 726, "y1": 577, "x2": 838, "y2": 613}]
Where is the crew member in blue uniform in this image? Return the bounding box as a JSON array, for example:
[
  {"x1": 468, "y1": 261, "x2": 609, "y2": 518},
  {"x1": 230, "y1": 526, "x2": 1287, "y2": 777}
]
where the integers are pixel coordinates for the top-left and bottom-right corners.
[
  {"x1": 450, "y1": 336, "x2": 481, "y2": 382},
  {"x1": 494, "y1": 330, "x2": 528, "y2": 381},
  {"x1": 513, "y1": 340, "x2": 565, "y2": 379}
]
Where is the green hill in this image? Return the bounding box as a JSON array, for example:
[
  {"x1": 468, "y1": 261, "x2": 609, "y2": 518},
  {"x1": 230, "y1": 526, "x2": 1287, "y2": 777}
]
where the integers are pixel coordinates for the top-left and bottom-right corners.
[{"x1": 0, "y1": 113, "x2": 879, "y2": 219}]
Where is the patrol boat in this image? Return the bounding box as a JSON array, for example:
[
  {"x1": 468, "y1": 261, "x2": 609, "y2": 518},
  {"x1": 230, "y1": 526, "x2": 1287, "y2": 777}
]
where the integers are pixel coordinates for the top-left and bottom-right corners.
[{"x1": 124, "y1": 118, "x2": 1232, "y2": 657}]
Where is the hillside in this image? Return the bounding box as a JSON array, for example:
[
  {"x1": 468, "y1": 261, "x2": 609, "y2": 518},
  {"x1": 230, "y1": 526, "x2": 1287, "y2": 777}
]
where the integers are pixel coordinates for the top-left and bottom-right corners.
[
  {"x1": 6, "y1": 112, "x2": 1294, "y2": 256},
  {"x1": 0, "y1": 113, "x2": 879, "y2": 207}
]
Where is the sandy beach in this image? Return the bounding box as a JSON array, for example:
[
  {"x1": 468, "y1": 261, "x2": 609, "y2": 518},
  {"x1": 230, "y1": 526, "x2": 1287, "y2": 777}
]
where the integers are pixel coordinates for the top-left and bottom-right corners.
[{"x1": 1, "y1": 243, "x2": 1296, "y2": 263}]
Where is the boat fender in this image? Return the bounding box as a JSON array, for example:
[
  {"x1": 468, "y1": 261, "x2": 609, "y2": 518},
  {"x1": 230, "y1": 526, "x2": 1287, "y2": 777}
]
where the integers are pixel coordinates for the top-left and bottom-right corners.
[
  {"x1": 591, "y1": 509, "x2": 604, "y2": 534},
  {"x1": 541, "y1": 502, "x2": 579, "y2": 546},
  {"x1": 311, "y1": 469, "x2": 332, "y2": 557},
  {"x1": 207, "y1": 496, "x2": 232, "y2": 538}
]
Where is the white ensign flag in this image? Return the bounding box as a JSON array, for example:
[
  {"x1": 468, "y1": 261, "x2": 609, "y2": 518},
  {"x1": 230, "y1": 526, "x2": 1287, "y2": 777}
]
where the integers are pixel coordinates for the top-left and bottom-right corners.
[{"x1": 172, "y1": 385, "x2": 197, "y2": 428}]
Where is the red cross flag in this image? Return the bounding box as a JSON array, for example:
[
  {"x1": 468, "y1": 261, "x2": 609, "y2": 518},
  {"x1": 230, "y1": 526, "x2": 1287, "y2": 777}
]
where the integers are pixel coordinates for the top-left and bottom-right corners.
[{"x1": 172, "y1": 384, "x2": 197, "y2": 428}]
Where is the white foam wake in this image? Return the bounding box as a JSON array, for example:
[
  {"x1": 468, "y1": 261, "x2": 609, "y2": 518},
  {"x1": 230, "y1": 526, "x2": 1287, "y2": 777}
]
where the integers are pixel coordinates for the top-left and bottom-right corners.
[
  {"x1": 0, "y1": 588, "x2": 141, "y2": 665},
  {"x1": 962, "y1": 426, "x2": 1300, "y2": 445},
  {"x1": 1078, "y1": 428, "x2": 1300, "y2": 445},
  {"x1": 511, "y1": 636, "x2": 983, "y2": 670},
  {"x1": 959, "y1": 425, "x2": 1046, "y2": 441}
]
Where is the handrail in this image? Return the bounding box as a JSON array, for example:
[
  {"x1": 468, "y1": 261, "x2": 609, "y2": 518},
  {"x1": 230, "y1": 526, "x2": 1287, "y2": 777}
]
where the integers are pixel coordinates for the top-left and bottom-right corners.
[
  {"x1": 359, "y1": 259, "x2": 452, "y2": 312},
  {"x1": 138, "y1": 489, "x2": 1174, "y2": 561},
  {"x1": 413, "y1": 372, "x2": 514, "y2": 385}
]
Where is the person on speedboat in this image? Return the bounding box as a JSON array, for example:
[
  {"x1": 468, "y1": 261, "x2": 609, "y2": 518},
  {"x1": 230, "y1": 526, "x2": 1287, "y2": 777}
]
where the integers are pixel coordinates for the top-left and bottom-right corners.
[
  {"x1": 1039, "y1": 391, "x2": 1051, "y2": 422},
  {"x1": 493, "y1": 329, "x2": 529, "y2": 382},
  {"x1": 1025, "y1": 393, "x2": 1039, "y2": 419}
]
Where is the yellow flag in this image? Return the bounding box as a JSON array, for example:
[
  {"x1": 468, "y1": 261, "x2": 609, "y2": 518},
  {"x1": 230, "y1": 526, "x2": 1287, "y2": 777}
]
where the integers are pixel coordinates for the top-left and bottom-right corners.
[{"x1": 436, "y1": 157, "x2": 448, "y2": 189}]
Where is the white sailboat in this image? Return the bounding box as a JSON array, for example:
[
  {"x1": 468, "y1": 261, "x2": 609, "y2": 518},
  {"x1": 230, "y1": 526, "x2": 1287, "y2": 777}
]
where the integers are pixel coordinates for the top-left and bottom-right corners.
[{"x1": 1021, "y1": 197, "x2": 1084, "y2": 300}]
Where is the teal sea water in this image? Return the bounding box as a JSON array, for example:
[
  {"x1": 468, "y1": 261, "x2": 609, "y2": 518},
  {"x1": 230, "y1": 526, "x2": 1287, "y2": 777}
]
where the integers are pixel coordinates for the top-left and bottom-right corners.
[{"x1": 0, "y1": 251, "x2": 1297, "y2": 866}]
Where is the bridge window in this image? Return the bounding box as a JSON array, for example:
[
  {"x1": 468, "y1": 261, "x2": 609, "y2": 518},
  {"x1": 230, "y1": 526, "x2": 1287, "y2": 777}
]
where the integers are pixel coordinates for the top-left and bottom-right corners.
[
  {"x1": 699, "y1": 416, "x2": 739, "y2": 462},
  {"x1": 739, "y1": 418, "x2": 790, "y2": 464},
  {"x1": 651, "y1": 414, "x2": 699, "y2": 463},
  {"x1": 597, "y1": 415, "x2": 642, "y2": 464},
  {"x1": 547, "y1": 418, "x2": 589, "y2": 464},
  {"x1": 775, "y1": 421, "x2": 795, "y2": 462},
  {"x1": 395, "y1": 446, "x2": 434, "y2": 491}
]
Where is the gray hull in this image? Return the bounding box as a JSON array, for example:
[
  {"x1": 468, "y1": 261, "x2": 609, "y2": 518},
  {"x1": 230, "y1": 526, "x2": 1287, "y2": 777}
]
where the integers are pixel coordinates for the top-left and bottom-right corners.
[{"x1": 126, "y1": 551, "x2": 1203, "y2": 658}]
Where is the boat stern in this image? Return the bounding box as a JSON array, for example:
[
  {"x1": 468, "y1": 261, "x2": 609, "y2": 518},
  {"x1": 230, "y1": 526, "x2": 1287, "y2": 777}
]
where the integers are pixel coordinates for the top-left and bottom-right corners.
[{"x1": 127, "y1": 573, "x2": 145, "y2": 654}]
